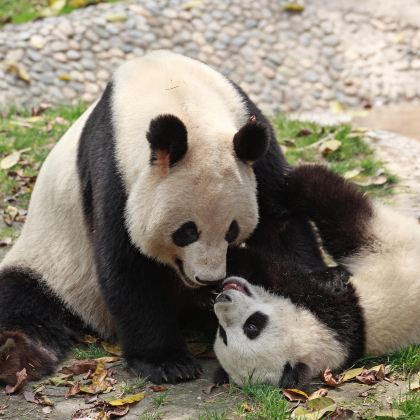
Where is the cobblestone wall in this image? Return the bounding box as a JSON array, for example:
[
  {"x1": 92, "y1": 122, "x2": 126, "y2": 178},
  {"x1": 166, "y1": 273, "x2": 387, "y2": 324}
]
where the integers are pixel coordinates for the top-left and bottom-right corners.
[{"x1": 1, "y1": 0, "x2": 420, "y2": 113}]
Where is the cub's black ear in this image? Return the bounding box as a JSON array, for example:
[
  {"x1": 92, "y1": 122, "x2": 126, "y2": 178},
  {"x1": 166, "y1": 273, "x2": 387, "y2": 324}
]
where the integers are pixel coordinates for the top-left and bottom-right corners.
[
  {"x1": 233, "y1": 115, "x2": 269, "y2": 164},
  {"x1": 146, "y1": 114, "x2": 188, "y2": 172},
  {"x1": 278, "y1": 362, "x2": 311, "y2": 389}
]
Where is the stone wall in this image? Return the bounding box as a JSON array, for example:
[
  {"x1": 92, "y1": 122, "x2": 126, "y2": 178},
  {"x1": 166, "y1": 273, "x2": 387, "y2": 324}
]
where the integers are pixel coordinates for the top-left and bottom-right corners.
[{"x1": 1, "y1": 0, "x2": 420, "y2": 113}]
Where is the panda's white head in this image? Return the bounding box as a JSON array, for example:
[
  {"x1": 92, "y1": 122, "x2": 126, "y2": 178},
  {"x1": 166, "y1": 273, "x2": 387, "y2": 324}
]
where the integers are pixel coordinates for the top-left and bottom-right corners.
[
  {"x1": 124, "y1": 114, "x2": 269, "y2": 288},
  {"x1": 214, "y1": 277, "x2": 347, "y2": 387}
]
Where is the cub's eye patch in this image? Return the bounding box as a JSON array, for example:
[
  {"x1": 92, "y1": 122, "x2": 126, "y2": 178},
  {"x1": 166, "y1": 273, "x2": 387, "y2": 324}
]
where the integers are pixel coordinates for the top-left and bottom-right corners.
[
  {"x1": 172, "y1": 221, "x2": 199, "y2": 247},
  {"x1": 243, "y1": 311, "x2": 268, "y2": 339},
  {"x1": 219, "y1": 325, "x2": 227, "y2": 346},
  {"x1": 225, "y1": 220, "x2": 239, "y2": 243}
]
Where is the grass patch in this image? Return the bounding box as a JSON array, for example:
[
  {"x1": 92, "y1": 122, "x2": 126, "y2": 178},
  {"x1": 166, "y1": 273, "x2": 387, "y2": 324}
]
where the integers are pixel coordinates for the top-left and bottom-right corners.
[
  {"x1": 273, "y1": 115, "x2": 396, "y2": 198},
  {"x1": 0, "y1": 0, "x2": 117, "y2": 27},
  {"x1": 0, "y1": 103, "x2": 86, "y2": 209},
  {"x1": 152, "y1": 390, "x2": 169, "y2": 409},
  {"x1": 120, "y1": 376, "x2": 148, "y2": 395},
  {"x1": 357, "y1": 345, "x2": 420, "y2": 376},
  {"x1": 392, "y1": 392, "x2": 420, "y2": 418},
  {"x1": 239, "y1": 381, "x2": 288, "y2": 419},
  {"x1": 72, "y1": 343, "x2": 109, "y2": 359},
  {"x1": 198, "y1": 410, "x2": 229, "y2": 420}
]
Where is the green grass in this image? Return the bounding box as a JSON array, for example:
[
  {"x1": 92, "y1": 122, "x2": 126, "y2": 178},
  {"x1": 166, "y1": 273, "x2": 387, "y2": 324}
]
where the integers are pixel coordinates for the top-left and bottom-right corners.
[
  {"x1": 239, "y1": 381, "x2": 289, "y2": 419},
  {"x1": 72, "y1": 343, "x2": 110, "y2": 359},
  {"x1": 357, "y1": 345, "x2": 420, "y2": 376},
  {"x1": 273, "y1": 115, "x2": 396, "y2": 198},
  {"x1": 0, "y1": 0, "x2": 117, "y2": 27},
  {"x1": 120, "y1": 376, "x2": 148, "y2": 395},
  {"x1": 152, "y1": 391, "x2": 169, "y2": 409},
  {"x1": 392, "y1": 392, "x2": 420, "y2": 419},
  {"x1": 0, "y1": 104, "x2": 86, "y2": 209},
  {"x1": 198, "y1": 410, "x2": 229, "y2": 420}
]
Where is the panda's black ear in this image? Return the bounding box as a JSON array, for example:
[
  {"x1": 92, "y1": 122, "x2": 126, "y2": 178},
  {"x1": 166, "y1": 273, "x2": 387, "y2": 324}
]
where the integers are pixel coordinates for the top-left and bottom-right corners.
[
  {"x1": 233, "y1": 115, "x2": 269, "y2": 164},
  {"x1": 146, "y1": 114, "x2": 188, "y2": 172}
]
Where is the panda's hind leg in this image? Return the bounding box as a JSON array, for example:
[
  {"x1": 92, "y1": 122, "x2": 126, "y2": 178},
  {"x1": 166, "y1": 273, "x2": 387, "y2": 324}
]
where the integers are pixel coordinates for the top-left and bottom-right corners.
[{"x1": 0, "y1": 266, "x2": 86, "y2": 385}]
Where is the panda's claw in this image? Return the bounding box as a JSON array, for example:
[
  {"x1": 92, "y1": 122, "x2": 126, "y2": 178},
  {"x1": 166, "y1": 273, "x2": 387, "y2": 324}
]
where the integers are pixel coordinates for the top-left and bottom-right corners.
[{"x1": 127, "y1": 352, "x2": 202, "y2": 384}]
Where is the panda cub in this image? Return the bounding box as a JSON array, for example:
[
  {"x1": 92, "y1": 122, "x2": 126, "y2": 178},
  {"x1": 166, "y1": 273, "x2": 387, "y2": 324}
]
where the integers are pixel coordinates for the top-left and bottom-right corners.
[{"x1": 215, "y1": 164, "x2": 420, "y2": 388}]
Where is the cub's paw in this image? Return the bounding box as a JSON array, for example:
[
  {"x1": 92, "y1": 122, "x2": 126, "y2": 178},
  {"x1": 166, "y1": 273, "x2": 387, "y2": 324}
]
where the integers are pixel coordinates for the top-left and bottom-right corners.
[{"x1": 127, "y1": 352, "x2": 202, "y2": 384}]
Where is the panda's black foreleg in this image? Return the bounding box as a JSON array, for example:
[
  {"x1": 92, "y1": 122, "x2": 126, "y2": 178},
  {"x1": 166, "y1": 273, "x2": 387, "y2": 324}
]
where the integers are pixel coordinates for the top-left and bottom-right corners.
[
  {"x1": 285, "y1": 164, "x2": 374, "y2": 261},
  {"x1": 94, "y1": 232, "x2": 201, "y2": 384},
  {"x1": 0, "y1": 266, "x2": 85, "y2": 385}
]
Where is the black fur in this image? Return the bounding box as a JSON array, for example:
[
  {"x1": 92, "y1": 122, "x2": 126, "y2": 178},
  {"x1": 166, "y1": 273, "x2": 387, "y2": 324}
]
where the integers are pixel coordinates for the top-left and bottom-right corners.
[
  {"x1": 243, "y1": 311, "x2": 268, "y2": 340},
  {"x1": 213, "y1": 365, "x2": 230, "y2": 385},
  {"x1": 226, "y1": 166, "x2": 370, "y2": 370},
  {"x1": 146, "y1": 114, "x2": 188, "y2": 167},
  {"x1": 278, "y1": 362, "x2": 311, "y2": 389},
  {"x1": 0, "y1": 266, "x2": 87, "y2": 385},
  {"x1": 77, "y1": 82, "x2": 202, "y2": 384},
  {"x1": 286, "y1": 165, "x2": 374, "y2": 260},
  {"x1": 172, "y1": 221, "x2": 200, "y2": 247},
  {"x1": 233, "y1": 118, "x2": 269, "y2": 163},
  {"x1": 219, "y1": 326, "x2": 227, "y2": 346},
  {"x1": 232, "y1": 82, "x2": 326, "y2": 271}
]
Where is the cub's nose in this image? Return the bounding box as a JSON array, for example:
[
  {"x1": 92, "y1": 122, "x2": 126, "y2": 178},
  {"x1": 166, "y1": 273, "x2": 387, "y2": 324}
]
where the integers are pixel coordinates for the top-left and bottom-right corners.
[
  {"x1": 195, "y1": 276, "x2": 224, "y2": 286},
  {"x1": 215, "y1": 293, "x2": 232, "y2": 303}
]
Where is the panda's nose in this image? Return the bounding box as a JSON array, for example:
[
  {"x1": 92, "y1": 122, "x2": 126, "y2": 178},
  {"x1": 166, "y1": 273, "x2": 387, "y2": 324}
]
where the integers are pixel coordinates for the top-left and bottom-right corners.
[{"x1": 195, "y1": 276, "x2": 224, "y2": 285}]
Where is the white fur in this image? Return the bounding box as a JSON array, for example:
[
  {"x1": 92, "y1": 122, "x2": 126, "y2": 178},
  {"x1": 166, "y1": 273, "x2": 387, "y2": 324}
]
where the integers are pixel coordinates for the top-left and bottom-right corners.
[
  {"x1": 214, "y1": 278, "x2": 347, "y2": 386},
  {"x1": 1, "y1": 102, "x2": 115, "y2": 338},
  {"x1": 345, "y1": 203, "x2": 420, "y2": 355},
  {"x1": 112, "y1": 51, "x2": 258, "y2": 285}
]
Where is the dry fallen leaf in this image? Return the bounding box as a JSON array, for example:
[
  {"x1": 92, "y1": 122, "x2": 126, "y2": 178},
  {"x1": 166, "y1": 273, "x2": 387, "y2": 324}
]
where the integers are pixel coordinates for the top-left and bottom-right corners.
[
  {"x1": 321, "y1": 368, "x2": 342, "y2": 387},
  {"x1": 307, "y1": 396, "x2": 336, "y2": 411},
  {"x1": 79, "y1": 363, "x2": 113, "y2": 394},
  {"x1": 101, "y1": 341, "x2": 122, "y2": 356},
  {"x1": 308, "y1": 388, "x2": 328, "y2": 399},
  {"x1": 60, "y1": 360, "x2": 98, "y2": 375},
  {"x1": 320, "y1": 139, "x2": 342, "y2": 156},
  {"x1": 5, "y1": 368, "x2": 28, "y2": 394},
  {"x1": 356, "y1": 364, "x2": 386, "y2": 385},
  {"x1": 149, "y1": 385, "x2": 168, "y2": 393},
  {"x1": 240, "y1": 402, "x2": 253, "y2": 412},
  {"x1": 5, "y1": 62, "x2": 30, "y2": 83},
  {"x1": 108, "y1": 391, "x2": 145, "y2": 406},
  {"x1": 0, "y1": 151, "x2": 21, "y2": 170},
  {"x1": 65, "y1": 381, "x2": 81, "y2": 398},
  {"x1": 341, "y1": 367, "x2": 364, "y2": 382},
  {"x1": 343, "y1": 168, "x2": 362, "y2": 180},
  {"x1": 283, "y1": 2, "x2": 305, "y2": 12},
  {"x1": 282, "y1": 388, "x2": 309, "y2": 402}
]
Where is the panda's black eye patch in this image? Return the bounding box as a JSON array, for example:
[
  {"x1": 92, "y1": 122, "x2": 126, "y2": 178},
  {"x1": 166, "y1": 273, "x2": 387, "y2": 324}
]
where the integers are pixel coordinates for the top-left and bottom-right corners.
[
  {"x1": 243, "y1": 311, "x2": 268, "y2": 340},
  {"x1": 219, "y1": 325, "x2": 227, "y2": 346},
  {"x1": 172, "y1": 221, "x2": 199, "y2": 247},
  {"x1": 225, "y1": 220, "x2": 239, "y2": 243}
]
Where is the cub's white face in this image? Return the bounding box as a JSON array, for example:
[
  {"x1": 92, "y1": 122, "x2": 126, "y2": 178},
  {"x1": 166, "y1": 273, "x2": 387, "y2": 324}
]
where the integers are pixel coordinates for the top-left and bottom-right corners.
[
  {"x1": 214, "y1": 277, "x2": 346, "y2": 387},
  {"x1": 214, "y1": 277, "x2": 302, "y2": 386}
]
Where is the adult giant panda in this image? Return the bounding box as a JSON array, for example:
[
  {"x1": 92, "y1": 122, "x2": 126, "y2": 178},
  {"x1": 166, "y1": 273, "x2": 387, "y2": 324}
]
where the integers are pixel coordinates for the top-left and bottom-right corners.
[
  {"x1": 214, "y1": 165, "x2": 420, "y2": 388},
  {"x1": 0, "y1": 51, "x2": 324, "y2": 386}
]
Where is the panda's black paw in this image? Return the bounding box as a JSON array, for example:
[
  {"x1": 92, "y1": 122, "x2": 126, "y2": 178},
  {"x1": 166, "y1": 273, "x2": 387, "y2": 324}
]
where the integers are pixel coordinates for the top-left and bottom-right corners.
[{"x1": 127, "y1": 352, "x2": 202, "y2": 384}]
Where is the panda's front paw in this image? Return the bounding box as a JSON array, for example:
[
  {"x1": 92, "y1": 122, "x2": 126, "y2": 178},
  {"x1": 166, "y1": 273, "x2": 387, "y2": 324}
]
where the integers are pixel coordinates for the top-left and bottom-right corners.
[{"x1": 127, "y1": 352, "x2": 202, "y2": 384}]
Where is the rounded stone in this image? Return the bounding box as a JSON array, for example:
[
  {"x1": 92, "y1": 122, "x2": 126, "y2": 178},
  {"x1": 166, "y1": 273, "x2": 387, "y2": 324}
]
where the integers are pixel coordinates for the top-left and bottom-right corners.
[
  {"x1": 30, "y1": 35, "x2": 46, "y2": 49},
  {"x1": 63, "y1": 86, "x2": 77, "y2": 99},
  {"x1": 67, "y1": 50, "x2": 81, "y2": 60}
]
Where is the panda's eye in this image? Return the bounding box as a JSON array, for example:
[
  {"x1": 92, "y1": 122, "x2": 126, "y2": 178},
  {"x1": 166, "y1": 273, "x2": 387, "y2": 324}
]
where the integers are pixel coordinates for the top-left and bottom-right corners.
[
  {"x1": 225, "y1": 220, "x2": 239, "y2": 243},
  {"x1": 243, "y1": 311, "x2": 268, "y2": 339},
  {"x1": 172, "y1": 221, "x2": 200, "y2": 247}
]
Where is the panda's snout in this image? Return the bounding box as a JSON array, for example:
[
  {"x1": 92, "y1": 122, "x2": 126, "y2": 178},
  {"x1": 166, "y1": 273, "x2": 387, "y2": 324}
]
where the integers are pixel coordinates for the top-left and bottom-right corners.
[
  {"x1": 215, "y1": 292, "x2": 232, "y2": 303},
  {"x1": 195, "y1": 276, "x2": 225, "y2": 286}
]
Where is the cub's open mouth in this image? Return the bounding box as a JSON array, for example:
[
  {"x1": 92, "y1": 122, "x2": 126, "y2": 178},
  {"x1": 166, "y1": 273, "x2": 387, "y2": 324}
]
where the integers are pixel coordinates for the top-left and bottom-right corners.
[{"x1": 222, "y1": 278, "x2": 252, "y2": 297}]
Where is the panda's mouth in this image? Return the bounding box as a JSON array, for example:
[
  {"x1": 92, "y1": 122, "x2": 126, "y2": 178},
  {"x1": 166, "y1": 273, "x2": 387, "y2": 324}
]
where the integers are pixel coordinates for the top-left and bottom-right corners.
[
  {"x1": 175, "y1": 258, "x2": 199, "y2": 288},
  {"x1": 222, "y1": 278, "x2": 252, "y2": 297}
]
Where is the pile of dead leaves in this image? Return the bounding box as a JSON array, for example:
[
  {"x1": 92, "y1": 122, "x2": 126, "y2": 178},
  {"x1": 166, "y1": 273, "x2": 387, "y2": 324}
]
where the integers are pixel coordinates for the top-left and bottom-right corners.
[{"x1": 280, "y1": 364, "x2": 396, "y2": 419}]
